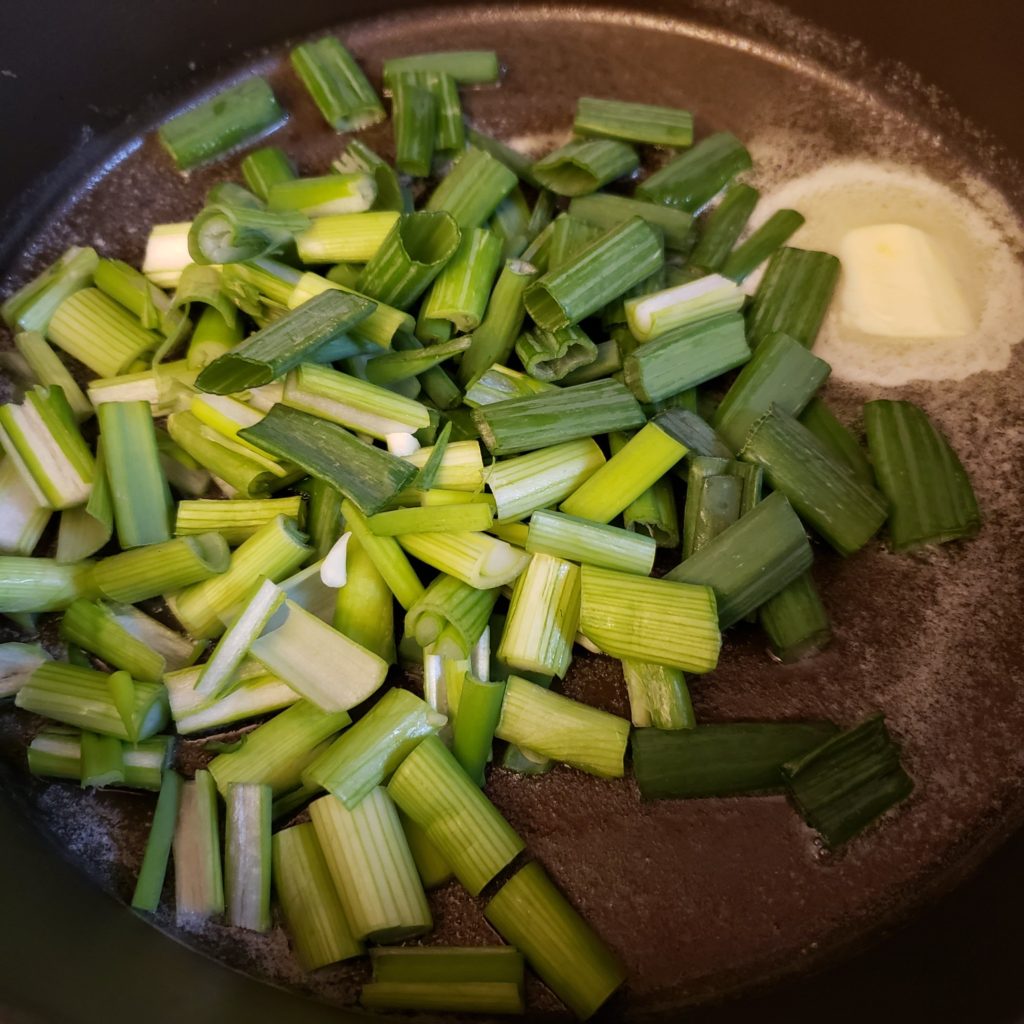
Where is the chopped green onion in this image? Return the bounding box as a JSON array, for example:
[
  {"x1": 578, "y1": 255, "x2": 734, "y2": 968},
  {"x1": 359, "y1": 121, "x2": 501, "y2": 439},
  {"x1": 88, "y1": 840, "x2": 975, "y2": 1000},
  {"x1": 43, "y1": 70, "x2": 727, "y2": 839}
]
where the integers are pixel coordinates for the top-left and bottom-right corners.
[
  {"x1": 14, "y1": 331, "x2": 92, "y2": 421},
  {"x1": 666, "y1": 491, "x2": 811, "y2": 627},
  {"x1": 26, "y1": 727, "x2": 82, "y2": 780},
  {"x1": 625, "y1": 273, "x2": 743, "y2": 342},
  {"x1": 368, "y1": 504, "x2": 494, "y2": 537},
  {"x1": 657, "y1": 407, "x2": 733, "y2": 461},
  {"x1": 60, "y1": 600, "x2": 163, "y2": 683},
  {"x1": 420, "y1": 227, "x2": 503, "y2": 333},
  {"x1": 225, "y1": 783, "x2": 273, "y2": 931},
  {"x1": 106, "y1": 669, "x2": 139, "y2": 743},
  {"x1": 799, "y1": 397, "x2": 875, "y2": 488},
  {"x1": 485, "y1": 861, "x2": 625, "y2": 1020},
  {"x1": 740, "y1": 406, "x2": 888, "y2": 556},
  {"x1": 533, "y1": 139, "x2": 639, "y2": 197},
  {"x1": 632, "y1": 720, "x2": 839, "y2": 798},
  {"x1": 341, "y1": 499, "x2": 425, "y2": 609},
  {"x1": 574, "y1": 96, "x2": 693, "y2": 147},
  {"x1": 451, "y1": 674, "x2": 505, "y2": 786},
  {"x1": 558, "y1": 338, "x2": 622, "y2": 385},
  {"x1": 759, "y1": 572, "x2": 832, "y2": 663},
  {"x1": 548, "y1": 215, "x2": 610, "y2": 273},
  {"x1": 406, "y1": 573, "x2": 499, "y2": 658},
  {"x1": 621, "y1": 660, "x2": 694, "y2": 730},
  {"x1": 527, "y1": 509, "x2": 655, "y2": 575},
  {"x1": 131, "y1": 769, "x2": 182, "y2": 912},
  {"x1": 173, "y1": 769, "x2": 224, "y2": 926},
  {"x1": 516, "y1": 323, "x2": 598, "y2": 383},
  {"x1": 626, "y1": 314, "x2": 750, "y2": 406},
  {"x1": 636, "y1": 131, "x2": 752, "y2": 212},
  {"x1": 398, "y1": 531, "x2": 530, "y2": 590},
  {"x1": 188, "y1": 201, "x2": 308, "y2": 266},
  {"x1": 474, "y1": 379, "x2": 645, "y2": 456},
  {"x1": 79, "y1": 730, "x2": 125, "y2": 788},
  {"x1": 426, "y1": 147, "x2": 519, "y2": 233},
  {"x1": 16, "y1": 662, "x2": 168, "y2": 740},
  {"x1": 309, "y1": 789, "x2": 432, "y2": 941},
  {"x1": 605, "y1": 431, "x2": 679, "y2": 548},
  {"x1": 579, "y1": 564, "x2": 720, "y2": 673},
  {"x1": 158, "y1": 77, "x2": 283, "y2": 169},
  {"x1": 464, "y1": 363, "x2": 553, "y2": 407},
  {"x1": 681, "y1": 457, "x2": 741, "y2": 558},
  {"x1": 2, "y1": 246, "x2": 98, "y2": 334},
  {"x1": 94, "y1": 258, "x2": 188, "y2": 341},
  {"x1": 291, "y1": 36, "x2": 385, "y2": 131},
  {"x1": 426, "y1": 71, "x2": 465, "y2": 151},
  {"x1": 0, "y1": 557, "x2": 97, "y2": 613},
  {"x1": 174, "y1": 497, "x2": 300, "y2": 545},
  {"x1": 746, "y1": 246, "x2": 840, "y2": 349},
  {"x1": 570, "y1": 198, "x2": 690, "y2": 259},
  {"x1": 390, "y1": 71, "x2": 436, "y2": 177},
  {"x1": 402, "y1": 438, "x2": 486, "y2": 492},
  {"x1": 489, "y1": 186, "x2": 531, "y2": 260},
  {"x1": 332, "y1": 534, "x2": 395, "y2": 662},
  {"x1": 241, "y1": 147, "x2": 296, "y2": 201},
  {"x1": 365, "y1": 335, "x2": 470, "y2": 385},
  {"x1": 400, "y1": 809, "x2": 453, "y2": 888},
  {"x1": 721, "y1": 209, "x2": 804, "y2": 282},
  {"x1": 464, "y1": 127, "x2": 541, "y2": 188},
  {"x1": 525, "y1": 217, "x2": 664, "y2": 331},
  {"x1": 783, "y1": 713, "x2": 913, "y2": 848},
  {"x1": 295, "y1": 211, "x2": 400, "y2": 264},
  {"x1": 207, "y1": 700, "x2": 349, "y2": 797},
  {"x1": 383, "y1": 50, "x2": 500, "y2": 85},
  {"x1": 267, "y1": 174, "x2": 376, "y2": 216},
  {"x1": 560, "y1": 419, "x2": 687, "y2": 523},
  {"x1": 0, "y1": 641, "x2": 50, "y2": 698},
  {"x1": 864, "y1": 399, "x2": 980, "y2": 549},
  {"x1": 55, "y1": 439, "x2": 112, "y2": 562},
  {"x1": 713, "y1": 331, "x2": 830, "y2": 453},
  {"x1": 0, "y1": 456, "x2": 51, "y2": 556},
  {"x1": 361, "y1": 982, "x2": 524, "y2": 1015},
  {"x1": 388, "y1": 734, "x2": 524, "y2": 895},
  {"x1": 142, "y1": 224, "x2": 192, "y2": 289},
  {"x1": 88, "y1": 360, "x2": 197, "y2": 417},
  {"x1": 272, "y1": 823, "x2": 364, "y2": 969},
  {"x1": 690, "y1": 183, "x2": 759, "y2": 271},
  {"x1": 336, "y1": 138, "x2": 411, "y2": 214}
]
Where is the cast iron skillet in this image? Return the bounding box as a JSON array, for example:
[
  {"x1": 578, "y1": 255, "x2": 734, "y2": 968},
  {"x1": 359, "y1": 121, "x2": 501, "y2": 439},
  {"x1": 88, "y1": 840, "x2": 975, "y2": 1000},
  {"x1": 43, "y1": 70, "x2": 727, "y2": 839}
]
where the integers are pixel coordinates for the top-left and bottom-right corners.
[{"x1": 2, "y1": 2, "x2": 1024, "y2": 1022}]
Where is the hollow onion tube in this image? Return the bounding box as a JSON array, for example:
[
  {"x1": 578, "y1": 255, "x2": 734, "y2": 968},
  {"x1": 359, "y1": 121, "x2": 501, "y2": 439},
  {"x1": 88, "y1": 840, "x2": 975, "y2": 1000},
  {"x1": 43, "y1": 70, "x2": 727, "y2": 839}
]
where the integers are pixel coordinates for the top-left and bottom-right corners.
[
  {"x1": 332, "y1": 534, "x2": 395, "y2": 663},
  {"x1": 400, "y1": 809, "x2": 453, "y2": 889},
  {"x1": 527, "y1": 509, "x2": 656, "y2": 575},
  {"x1": 721, "y1": 208, "x2": 805, "y2": 282},
  {"x1": 397, "y1": 531, "x2": 530, "y2": 590},
  {"x1": 516, "y1": 323, "x2": 598, "y2": 383},
  {"x1": 291, "y1": 36, "x2": 385, "y2": 131},
  {"x1": 636, "y1": 131, "x2": 752, "y2": 211},
  {"x1": 272, "y1": 823, "x2": 364, "y2": 970},
  {"x1": 295, "y1": 211, "x2": 400, "y2": 264},
  {"x1": 2, "y1": 246, "x2": 98, "y2": 334},
  {"x1": 225, "y1": 783, "x2": 273, "y2": 932},
  {"x1": 80, "y1": 731, "x2": 125, "y2": 788},
  {"x1": 524, "y1": 217, "x2": 664, "y2": 331},
  {"x1": 496, "y1": 675, "x2": 630, "y2": 779},
  {"x1": 341, "y1": 499, "x2": 424, "y2": 609},
  {"x1": 560, "y1": 419, "x2": 687, "y2": 523},
  {"x1": 0, "y1": 456, "x2": 51, "y2": 556},
  {"x1": 420, "y1": 228, "x2": 503, "y2": 332},
  {"x1": 0, "y1": 557, "x2": 97, "y2": 613},
  {"x1": 241, "y1": 146, "x2": 296, "y2": 201},
  {"x1": 14, "y1": 330, "x2": 92, "y2": 421},
  {"x1": 681, "y1": 457, "x2": 741, "y2": 558},
  {"x1": 532, "y1": 139, "x2": 639, "y2": 197},
  {"x1": 425, "y1": 146, "x2": 518, "y2": 232},
  {"x1": 405, "y1": 574, "x2": 499, "y2": 655},
  {"x1": 88, "y1": 360, "x2": 198, "y2": 418},
  {"x1": 309, "y1": 789, "x2": 432, "y2": 942},
  {"x1": 625, "y1": 274, "x2": 744, "y2": 342},
  {"x1": 621, "y1": 660, "x2": 694, "y2": 730},
  {"x1": 267, "y1": 174, "x2": 376, "y2": 216},
  {"x1": 207, "y1": 701, "x2": 350, "y2": 797},
  {"x1": 464, "y1": 364, "x2": 554, "y2": 407},
  {"x1": 759, "y1": 571, "x2": 832, "y2": 663},
  {"x1": 172, "y1": 770, "x2": 224, "y2": 927},
  {"x1": 174, "y1": 496, "x2": 303, "y2": 545},
  {"x1": 131, "y1": 769, "x2": 182, "y2": 913},
  {"x1": 383, "y1": 50, "x2": 500, "y2": 85},
  {"x1": 740, "y1": 405, "x2": 888, "y2": 556},
  {"x1": 690, "y1": 183, "x2": 759, "y2": 271},
  {"x1": 451, "y1": 675, "x2": 505, "y2": 786},
  {"x1": 302, "y1": 688, "x2": 446, "y2": 809},
  {"x1": 387, "y1": 734, "x2": 524, "y2": 895},
  {"x1": 863, "y1": 399, "x2": 980, "y2": 550},
  {"x1": 569, "y1": 194, "x2": 692, "y2": 253},
  {"x1": 485, "y1": 862, "x2": 626, "y2": 1021}
]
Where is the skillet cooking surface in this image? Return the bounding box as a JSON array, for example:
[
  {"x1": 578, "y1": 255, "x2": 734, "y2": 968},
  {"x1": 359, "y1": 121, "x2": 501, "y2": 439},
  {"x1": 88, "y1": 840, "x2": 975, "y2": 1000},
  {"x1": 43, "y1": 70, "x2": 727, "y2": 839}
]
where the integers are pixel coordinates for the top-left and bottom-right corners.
[{"x1": 1, "y1": 4, "x2": 1023, "y2": 1020}]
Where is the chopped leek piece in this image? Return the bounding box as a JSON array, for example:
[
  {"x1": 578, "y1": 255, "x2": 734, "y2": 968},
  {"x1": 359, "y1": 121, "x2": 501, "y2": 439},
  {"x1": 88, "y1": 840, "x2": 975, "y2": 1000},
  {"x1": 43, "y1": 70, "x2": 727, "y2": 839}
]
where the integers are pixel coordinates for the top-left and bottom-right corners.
[
  {"x1": 188, "y1": 201, "x2": 308, "y2": 266},
  {"x1": 2, "y1": 246, "x2": 98, "y2": 334},
  {"x1": 681, "y1": 457, "x2": 741, "y2": 558},
  {"x1": 398, "y1": 531, "x2": 530, "y2": 590},
  {"x1": 14, "y1": 331, "x2": 92, "y2": 421},
  {"x1": 425, "y1": 147, "x2": 518, "y2": 232},
  {"x1": 342, "y1": 499, "x2": 425, "y2": 609},
  {"x1": 391, "y1": 71, "x2": 437, "y2": 177},
  {"x1": 451, "y1": 674, "x2": 505, "y2": 786},
  {"x1": 295, "y1": 211, "x2": 400, "y2": 264},
  {"x1": 225, "y1": 783, "x2": 273, "y2": 932},
  {"x1": 0, "y1": 557, "x2": 97, "y2": 613},
  {"x1": 173, "y1": 770, "x2": 224, "y2": 926},
  {"x1": 636, "y1": 131, "x2": 752, "y2": 212},
  {"x1": 721, "y1": 208, "x2": 804, "y2": 282},
  {"x1": 569, "y1": 193, "x2": 693, "y2": 251},
  {"x1": 516, "y1": 323, "x2": 598, "y2": 383},
  {"x1": 291, "y1": 36, "x2": 385, "y2": 131},
  {"x1": 574, "y1": 96, "x2": 693, "y2": 147},
  {"x1": 60, "y1": 599, "x2": 173, "y2": 683},
  {"x1": 93, "y1": 533, "x2": 229, "y2": 603},
  {"x1": 80, "y1": 731, "x2": 125, "y2": 788},
  {"x1": 332, "y1": 534, "x2": 396, "y2": 663},
  {"x1": 132, "y1": 769, "x2": 182, "y2": 912},
  {"x1": 621, "y1": 660, "x2": 694, "y2": 730},
  {"x1": 464, "y1": 363, "x2": 553, "y2": 408},
  {"x1": 383, "y1": 50, "x2": 500, "y2": 85},
  {"x1": 533, "y1": 139, "x2": 639, "y2": 197},
  {"x1": 241, "y1": 146, "x2": 296, "y2": 201},
  {"x1": 527, "y1": 509, "x2": 656, "y2": 575},
  {"x1": 690, "y1": 183, "x2": 758, "y2": 271},
  {"x1": 267, "y1": 174, "x2": 376, "y2": 216},
  {"x1": 361, "y1": 983, "x2": 524, "y2": 1015},
  {"x1": 406, "y1": 574, "x2": 499, "y2": 657},
  {"x1": 625, "y1": 273, "x2": 744, "y2": 342},
  {"x1": 464, "y1": 127, "x2": 541, "y2": 188},
  {"x1": 420, "y1": 227, "x2": 503, "y2": 332},
  {"x1": 174, "y1": 496, "x2": 302, "y2": 545},
  {"x1": 759, "y1": 572, "x2": 832, "y2": 663}
]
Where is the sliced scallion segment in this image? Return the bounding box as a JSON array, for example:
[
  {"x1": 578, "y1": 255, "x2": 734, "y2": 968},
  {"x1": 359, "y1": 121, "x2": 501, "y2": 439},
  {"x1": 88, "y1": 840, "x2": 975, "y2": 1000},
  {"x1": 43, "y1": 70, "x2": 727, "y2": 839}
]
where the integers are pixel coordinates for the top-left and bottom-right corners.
[
  {"x1": 625, "y1": 273, "x2": 744, "y2": 342},
  {"x1": 574, "y1": 96, "x2": 693, "y2": 147},
  {"x1": 2, "y1": 246, "x2": 98, "y2": 334},
  {"x1": 532, "y1": 139, "x2": 639, "y2": 197},
  {"x1": 224, "y1": 783, "x2": 273, "y2": 932},
  {"x1": 621, "y1": 660, "x2": 694, "y2": 730},
  {"x1": 131, "y1": 769, "x2": 182, "y2": 912},
  {"x1": 636, "y1": 131, "x2": 752, "y2": 212},
  {"x1": 451, "y1": 674, "x2": 506, "y2": 786},
  {"x1": 425, "y1": 146, "x2": 518, "y2": 232},
  {"x1": 391, "y1": 72, "x2": 437, "y2": 178},
  {"x1": 295, "y1": 211, "x2": 400, "y2": 264},
  {"x1": 383, "y1": 50, "x2": 500, "y2": 85},
  {"x1": 267, "y1": 174, "x2": 376, "y2": 216},
  {"x1": 0, "y1": 557, "x2": 97, "y2": 613},
  {"x1": 420, "y1": 227, "x2": 503, "y2": 333},
  {"x1": 721, "y1": 208, "x2": 804, "y2": 281},
  {"x1": 241, "y1": 146, "x2": 296, "y2": 201},
  {"x1": 690, "y1": 183, "x2": 758, "y2": 271},
  {"x1": 681, "y1": 458, "x2": 742, "y2": 559},
  {"x1": 341, "y1": 499, "x2": 425, "y2": 609},
  {"x1": 569, "y1": 193, "x2": 693, "y2": 251},
  {"x1": 174, "y1": 497, "x2": 302, "y2": 545},
  {"x1": 332, "y1": 534, "x2": 396, "y2": 663},
  {"x1": 528, "y1": 509, "x2": 655, "y2": 575},
  {"x1": 291, "y1": 36, "x2": 385, "y2": 131},
  {"x1": 398, "y1": 531, "x2": 530, "y2": 590},
  {"x1": 173, "y1": 769, "x2": 224, "y2": 927},
  {"x1": 188, "y1": 202, "x2": 309, "y2": 266},
  {"x1": 759, "y1": 571, "x2": 832, "y2": 663},
  {"x1": 516, "y1": 323, "x2": 598, "y2": 383},
  {"x1": 59, "y1": 599, "x2": 166, "y2": 683},
  {"x1": 93, "y1": 533, "x2": 229, "y2": 604},
  {"x1": 80, "y1": 731, "x2": 125, "y2": 789}
]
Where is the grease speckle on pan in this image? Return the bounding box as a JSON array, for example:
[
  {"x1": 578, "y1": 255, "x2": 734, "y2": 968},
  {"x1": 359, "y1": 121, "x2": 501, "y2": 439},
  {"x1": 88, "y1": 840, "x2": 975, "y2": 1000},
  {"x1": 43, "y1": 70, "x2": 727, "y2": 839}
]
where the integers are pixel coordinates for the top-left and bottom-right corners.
[{"x1": 2, "y1": 3, "x2": 1024, "y2": 1021}]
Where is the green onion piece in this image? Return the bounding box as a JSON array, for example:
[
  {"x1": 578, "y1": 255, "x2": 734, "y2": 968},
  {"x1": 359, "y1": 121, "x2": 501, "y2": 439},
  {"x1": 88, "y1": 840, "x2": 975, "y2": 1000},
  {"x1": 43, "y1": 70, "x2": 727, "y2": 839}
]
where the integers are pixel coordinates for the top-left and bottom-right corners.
[
  {"x1": 721, "y1": 209, "x2": 805, "y2": 282},
  {"x1": 0, "y1": 557, "x2": 97, "y2": 613},
  {"x1": 222, "y1": 257, "x2": 302, "y2": 320},
  {"x1": 79, "y1": 730, "x2": 125, "y2": 788},
  {"x1": 158, "y1": 77, "x2": 283, "y2": 170},
  {"x1": 398, "y1": 531, "x2": 530, "y2": 590},
  {"x1": 132, "y1": 769, "x2": 183, "y2": 911},
  {"x1": 310, "y1": 789, "x2": 432, "y2": 941},
  {"x1": 2, "y1": 246, "x2": 98, "y2": 333},
  {"x1": 357, "y1": 211, "x2": 462, "y2": 310},
  {"x1": 499, "y1": 554, "x2": 580, "y2": 678},
  {"x1": 169, "y1": 515, "x2": 310, "y2": 638},
  {"x1": 0, "y1": 456, "x2": 51, "y2": 556},
  {"x1": 560, "y1": 420, "x2": 687, "y2": 523},
  {"x1": 304, "y1": 477, "x2": 341, "y2": 561},
  {"x1": 633, "y1": 721, "x2": 838, "y2": 799},
  {"x1": 173, "y1": 770, "x2": 224, "y2": 926},
  {"x1": 304, "y1": 687, "x2": 444, "y2": 809},
  {"x1": 291, "y1": 36, "x2": 385, "y2": 131},
  {"x1": 690, "y1": 183, "x2": 759, "y2": 271},
  {"x1": 368, "y1": 504, "x2": 494, "y2": 537},
  {"x1": 636, "y1": 131, "x2": 752, "y2": 212},
  {"x1": 605, "y1": 430, "x2": 678, "y2": 547},
  {"x1": 746, "y1": 247, "x2": 840, "y2": 349},
  {"x1": 464, "y1": 127, "x2": 540, "y2": 188},
  {"x1": 527, "y1": 509, "x2": 655, "y2": 575},
  {"x1": 485, "y1": 861, "x2": 625, "y2": 1020},
  {"x1": 106, "y1": 669, "x2": 139, "y2": 744},
  {"x1": 0, "y1": 641, "x2": 50, "y2": 698},
  {"x1": 679, "y1": 457, "x2": 740, "y2": 558},
  {"x1": 336, "y1": 138, "x2": 411, "y2": 214},
  {"x1": 464, "y1": 363, "x2": 553, "y2": 407},
  {"x1": 621, "y1": 659, "x2": 694, "y2": 730},
  {"x1": 799, "y1": 397, "x2": 875, "y2": 488},
  {"x1": 515, "y1": 323, "x2": 597, "y2": 383},
  {"x1": 88, "y1": 360, "x2": 197, "y2": 418},
  {"x1": 532, "y1": 139, "x2": 639, "y2": 197},
  {"x1": 14, "y1": 331, "x2": 92, "y2": 421},
  {"x1": 198, "y1": 290, "x2": 375, "y2": 394},
  {"x1": 528, "y1": 217, "x2": 663, "y2": 331},
  {"x1": 412, "y1": 420, "x2": 452, "y2": 490},
  {"x1": 383, "y1": 50, "x2": 500, "y2": 85},
  {"x1": 474, "y1": 379, "x2": 645, "y2": 456},
  {"x1": 665, "y1": 491, "x2": 811, "y2": 626},
  {"x1": 559, "y1": 338, "x2": 621, "y2": 385},
  {"x1": 250, "y1": 599, "x2": 388, "y2": 712},
  {"x1": 622, "y1": 312, "x2": 750, "y2": 403},
  {"x1": 863, "y1": 399, "x2": 980, "y2": 549},
  {"x1": 295, "y1": 211, "x2": 399, "y2": 264},
  {"x1": 225, "y1": 783, "x2": 273, "y2": 932},
  {"x1": 425, "y1": 71, "x2": 464, "y2": 151},
  {"x1": 657, "y1": 408, "x2": 732, "y2": 460},
  {"x1": 451, "y1": 675, "x2": 506, "y2": 786},
  {"x1": 272, "y1": 823, "x2": 364, "y2": 969},
  {"x1": 388, "y1": 734, "x2": 524, "y2": 895},
  {"x1": 59, "y1": 600, "x2": 164, "y2": 683},
  {"x1": 574, "y1": 96, "x2": 693, "y2": 147},
  {"x1": 174, "y1": 497, "x2": 301, "y2": 545},
  {"x1": 0, "y1": 386, "x2": 95, "y2": 509},
  {"x1": 331, "y1": 541, "x2": 394, "y2": 665},
  {"x1": 342, "y1": 499, "x2": 425, "y2": 609},
  {"x1": 402, "y1": 440, "x2": 484, "y2": 492},
  {"x1": 489, "y1": 186, "x2": 531, "y2": 260},
  {"x1": 97, "y1": 400, "x2": 172, "y2": 548},
  {"x1": 142, "y1": 224, "x2": 192, "y2": 289},
  {"x1": 759, "y1": 571, "x2": 831, "y2": 663},
  {"x1": 239, "y1": 405, "x2": 416, "y2": 515},
  {"x1": 420, "y1": 227, "x2": 503, "y2": 332},
  {"x1": 740, "y1": 405, "x2": 888, "y2": 555},
  {"x1": 121, "y1": 734, "x2": 174, "y2": 790},
  {"x1": 208, "y1": 701, "x2": 349, "y2": 796},
  {"x1": 782, "y1": 713, "x2": 913, "y2": 848},
  {"x1": 497, "y1": 674, "x2": 629, "y2": 779},
  {"x1": 16, "y1": 662, "x2": 168, "y2": 740},
  {"x1": 425, "y1": 146, "x2": 518, "y2": 231},
  {"x1": 55, "y1": 440, "x2": 112, "y2": 563},
  {"x1": 94, "y1": 258, "x2": 188, "y2": 343},
  {"x1": 573, "y1": 195, "x2": 694, "y2": 255},
  {"x1": 625, "y1": 273, "x2": 744, "y2": 342},
  {"x1": 400, "y1": 809, "x2": 453, "y2": 888},
  {"x1": 579, "y1": 565, "x2": 720, "y2": 673},
  {"x1": 92, "y1": 533, "x2": 229, "y2": 604},
  {"x1": 365, "y1": 335, "x2": 471, "y2": 386},
  {"x1": 390, "y1": 71, "x2": 436, "y2": 177},
  {"x1": 241, "y1": 146, "x2": 296, "y2": 201},
  {"x1": 406, "y1": 573, "x2": 499, "y2": 656},
  {"x1": 267, "y1": 174, "x2": 376, "y2": 216},
  {"x1": 360, "y1": 983, "x2": 523, "y2": 1015},
  {"x1": 371, "y1": 945, "x2": 523, "y2": 984},
  {"x1": 713, "y1": 331, "x2": 830, "y2": 453},
  {"x1": 188, "y1": 203, "x2": 309, "y2": 267}
]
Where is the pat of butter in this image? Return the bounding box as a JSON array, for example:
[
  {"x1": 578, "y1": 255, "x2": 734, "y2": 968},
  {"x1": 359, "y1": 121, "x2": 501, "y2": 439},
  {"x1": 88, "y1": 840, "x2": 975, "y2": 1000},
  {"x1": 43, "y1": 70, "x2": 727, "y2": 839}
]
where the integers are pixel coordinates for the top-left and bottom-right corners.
[{"x1": 839, "y1": 223, "x2": 974, "y2": 338}]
